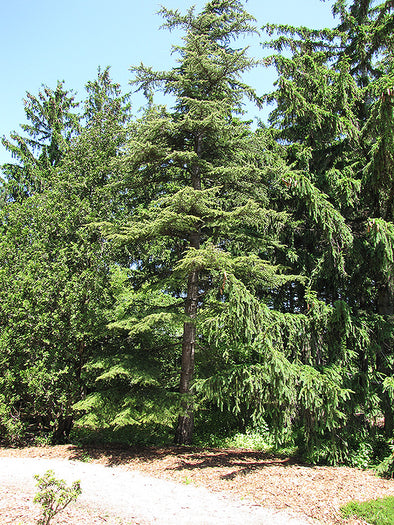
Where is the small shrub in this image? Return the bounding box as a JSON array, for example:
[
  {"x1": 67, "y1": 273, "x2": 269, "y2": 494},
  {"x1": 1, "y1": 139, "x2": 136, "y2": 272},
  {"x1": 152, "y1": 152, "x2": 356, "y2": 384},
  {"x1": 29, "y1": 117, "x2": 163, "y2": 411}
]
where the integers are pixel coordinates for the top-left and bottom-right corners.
[
  {"x1": 341, "y1": 496, "x2": 394, "y2": 525},
  {"x1": 33, "y1": 469, "x2": 82, "y2": 525},
  {"x1": 349, "y1": 441, "x2": 374, "y2": 469}
]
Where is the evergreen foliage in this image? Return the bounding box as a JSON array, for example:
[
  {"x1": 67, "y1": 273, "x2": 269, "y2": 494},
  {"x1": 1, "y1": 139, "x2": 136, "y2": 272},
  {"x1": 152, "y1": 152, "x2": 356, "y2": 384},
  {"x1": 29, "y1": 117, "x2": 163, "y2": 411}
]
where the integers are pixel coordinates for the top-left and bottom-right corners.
[
  {"x1": 0, "y1": 0, "x2": 393, "y2": 462},
  {"x1": 1, "y1": 82, "x2": 80, "y2": 203},
  {"x1": 259, "y1": 0, "x2": 394, "y2": 458},
  {"x1": 99, "y1": 0, "x2": 305, "y2": 445},
  {"x1": 0, "y1": 69, "x2": 130, "y2": 444}
]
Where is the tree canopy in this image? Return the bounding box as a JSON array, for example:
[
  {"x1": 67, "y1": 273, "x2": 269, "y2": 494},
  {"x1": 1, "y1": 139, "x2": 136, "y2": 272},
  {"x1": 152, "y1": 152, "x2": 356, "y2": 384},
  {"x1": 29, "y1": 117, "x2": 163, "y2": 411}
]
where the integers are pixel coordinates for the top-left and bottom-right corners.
[{"x1": 0, "y1": 0, "x2": 393, "y2": 472}]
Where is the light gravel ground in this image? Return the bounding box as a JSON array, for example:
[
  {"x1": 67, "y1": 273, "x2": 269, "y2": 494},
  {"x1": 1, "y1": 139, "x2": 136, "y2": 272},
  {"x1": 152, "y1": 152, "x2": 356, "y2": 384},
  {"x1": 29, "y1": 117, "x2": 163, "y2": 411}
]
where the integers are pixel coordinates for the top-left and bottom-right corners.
[{"x1": 0, "y1": 457, "x2": 316, "y2": 524}]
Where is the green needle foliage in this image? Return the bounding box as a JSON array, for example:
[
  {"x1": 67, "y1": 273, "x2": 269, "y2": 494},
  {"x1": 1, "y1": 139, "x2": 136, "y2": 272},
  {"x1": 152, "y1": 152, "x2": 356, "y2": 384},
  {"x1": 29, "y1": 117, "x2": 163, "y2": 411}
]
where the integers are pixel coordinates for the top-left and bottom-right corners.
[
  {"x1": 100, "y1": 0, "x2": 305, "y2": 445},
  {"x1": 1, "y1": 82, "x2": 80, "y2": 203},
  {"x1": 257, "y1": 0, "x2": 394, "y2": 460},
  {"x1": 0, "y1": 69, "x2": 131, "y2": 444},
  {"x1": 0, "y1": 0, "x2": 393, "y2": 463}
]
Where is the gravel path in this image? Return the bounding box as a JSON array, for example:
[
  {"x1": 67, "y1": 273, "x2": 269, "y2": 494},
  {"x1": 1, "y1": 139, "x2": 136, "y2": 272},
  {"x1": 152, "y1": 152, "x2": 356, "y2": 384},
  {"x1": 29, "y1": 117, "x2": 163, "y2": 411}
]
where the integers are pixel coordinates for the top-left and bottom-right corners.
[{"x1": 0, "y1": 457, "x2": 315, "y2": 524}]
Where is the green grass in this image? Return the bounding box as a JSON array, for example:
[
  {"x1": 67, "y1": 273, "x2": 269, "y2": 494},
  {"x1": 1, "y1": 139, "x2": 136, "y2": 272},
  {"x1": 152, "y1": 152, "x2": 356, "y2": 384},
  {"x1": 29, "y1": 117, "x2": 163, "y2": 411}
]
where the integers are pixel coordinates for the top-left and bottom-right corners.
[
  {"x1": 341, "y1": 496, "x2": 394, "y2": 525},
  {"x1": 194, "y1": 426, "x2": 275, "y2": 451}
]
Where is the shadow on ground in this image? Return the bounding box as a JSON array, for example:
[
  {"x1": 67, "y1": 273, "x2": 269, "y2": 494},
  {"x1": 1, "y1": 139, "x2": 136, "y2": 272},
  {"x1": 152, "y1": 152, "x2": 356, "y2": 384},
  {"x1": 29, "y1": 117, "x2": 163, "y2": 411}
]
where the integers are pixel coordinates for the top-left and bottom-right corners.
[{"x1": 67, "y1": 444, "x2": 298, "y2": 480}]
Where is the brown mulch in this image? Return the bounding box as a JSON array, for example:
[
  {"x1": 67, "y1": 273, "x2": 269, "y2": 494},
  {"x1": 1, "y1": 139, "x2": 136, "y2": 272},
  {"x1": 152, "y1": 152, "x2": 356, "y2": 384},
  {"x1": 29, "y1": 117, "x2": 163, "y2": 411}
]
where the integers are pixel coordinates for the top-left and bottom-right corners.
[{"x1": 0, "y1": 444, "x2": 393, "y2": 524}]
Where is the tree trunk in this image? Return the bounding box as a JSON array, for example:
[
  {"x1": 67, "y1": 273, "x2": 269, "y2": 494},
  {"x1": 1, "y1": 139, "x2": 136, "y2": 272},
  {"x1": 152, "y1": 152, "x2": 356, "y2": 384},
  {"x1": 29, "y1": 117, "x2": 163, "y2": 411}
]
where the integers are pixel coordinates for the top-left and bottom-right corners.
[
  {"x1": 51, "y1": 415, "x2": 73, "y2": 444},
  {"x1": 174, "y1": 319, "x2": 197, "y2": 445},
  {"x1": 174, "y1": 133, "x2": 202, "y2": 445},
  {"x1": 174, "y1": 244, "x2": 199, "y2": 445}
]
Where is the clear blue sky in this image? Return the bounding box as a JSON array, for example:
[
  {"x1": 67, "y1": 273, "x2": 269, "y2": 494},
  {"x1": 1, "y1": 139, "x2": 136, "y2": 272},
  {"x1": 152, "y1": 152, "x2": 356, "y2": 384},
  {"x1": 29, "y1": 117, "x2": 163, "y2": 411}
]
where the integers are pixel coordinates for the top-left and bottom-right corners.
[{"x1": 0, "y1": 0, "x2": 337, "y2": 165}]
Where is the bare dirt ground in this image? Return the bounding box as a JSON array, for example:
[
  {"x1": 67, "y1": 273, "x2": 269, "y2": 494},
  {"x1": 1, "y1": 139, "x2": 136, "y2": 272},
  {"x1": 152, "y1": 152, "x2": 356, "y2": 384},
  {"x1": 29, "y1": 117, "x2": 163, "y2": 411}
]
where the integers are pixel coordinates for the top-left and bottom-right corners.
[{"x1": 0, "y1": 444, "x2": 393, "y2": 524}]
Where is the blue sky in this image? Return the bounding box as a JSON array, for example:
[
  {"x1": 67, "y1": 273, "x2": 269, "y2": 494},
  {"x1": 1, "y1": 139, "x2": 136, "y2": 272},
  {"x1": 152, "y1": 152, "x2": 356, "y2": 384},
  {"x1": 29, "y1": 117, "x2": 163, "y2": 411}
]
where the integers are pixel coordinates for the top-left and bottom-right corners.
[{"x1": 0, "y1": 0, "x2": 336, "y2": 166}]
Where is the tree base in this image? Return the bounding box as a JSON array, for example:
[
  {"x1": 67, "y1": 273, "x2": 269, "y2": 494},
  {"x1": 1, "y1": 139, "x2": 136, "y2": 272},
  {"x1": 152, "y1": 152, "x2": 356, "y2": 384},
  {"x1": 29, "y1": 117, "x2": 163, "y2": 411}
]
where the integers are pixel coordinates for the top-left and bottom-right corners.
[{"x1": 174, "y1": 414, "x2": 194, "y2": 445}]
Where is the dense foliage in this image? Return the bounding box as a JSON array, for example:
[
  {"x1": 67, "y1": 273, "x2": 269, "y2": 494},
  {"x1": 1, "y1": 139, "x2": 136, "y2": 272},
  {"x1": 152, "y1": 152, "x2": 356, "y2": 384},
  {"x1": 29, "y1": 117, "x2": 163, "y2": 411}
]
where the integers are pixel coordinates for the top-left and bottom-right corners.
[{"x1": 0, "y1": 0, "x2": 393, "y2": 468}]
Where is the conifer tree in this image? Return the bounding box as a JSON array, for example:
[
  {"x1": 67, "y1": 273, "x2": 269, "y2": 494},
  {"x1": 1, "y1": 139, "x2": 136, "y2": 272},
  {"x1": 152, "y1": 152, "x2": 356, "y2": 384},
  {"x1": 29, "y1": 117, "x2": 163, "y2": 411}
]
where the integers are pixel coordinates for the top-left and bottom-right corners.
[
  {"x1": 0, "y1": 69, "x2": 131, "y2": 444},
  {"x1": 104, "y1": 0, "x2": 297, "y2": 445},
  {"x1": 260, "y1": 0, "x2": 394, "y2": 452},
  {"x1": 1, "y1": 82, "x2": 79, "y2": 202}
]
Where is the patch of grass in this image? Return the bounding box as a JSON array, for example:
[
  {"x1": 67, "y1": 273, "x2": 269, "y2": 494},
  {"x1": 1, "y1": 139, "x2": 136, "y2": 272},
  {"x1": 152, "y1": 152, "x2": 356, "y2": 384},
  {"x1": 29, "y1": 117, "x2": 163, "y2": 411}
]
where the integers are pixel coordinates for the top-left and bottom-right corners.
[
  {"x1": 223, "y1": 430, "x2": 272, "y2": 450},
  {"x1": 182, "y1": 476, "x2": 193, "y2": 485},
  {"x1": 194, "y1": 428, "x2": 300, "y2": 459},
  {"x1": 341, "y1": 496, "x2": 394, "y2": 525},
  {"x1": 195, "y1": 426, "x2": 274, "y2": 451}
]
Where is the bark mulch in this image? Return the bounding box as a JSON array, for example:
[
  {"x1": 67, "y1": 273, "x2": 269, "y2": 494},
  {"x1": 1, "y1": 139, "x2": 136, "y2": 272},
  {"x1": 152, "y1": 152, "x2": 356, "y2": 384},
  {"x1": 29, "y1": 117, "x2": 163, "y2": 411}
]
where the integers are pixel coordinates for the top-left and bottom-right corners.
[{"x1": 0, "y1": 444, "x2": 393, "y2": 524}]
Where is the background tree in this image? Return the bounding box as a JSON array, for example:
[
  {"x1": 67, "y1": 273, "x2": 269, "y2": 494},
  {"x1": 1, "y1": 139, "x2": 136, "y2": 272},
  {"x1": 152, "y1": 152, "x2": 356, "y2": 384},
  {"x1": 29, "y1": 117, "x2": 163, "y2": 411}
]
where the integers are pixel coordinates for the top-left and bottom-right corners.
[
  {"x1": 0, "y1": 69, "x2": 131, "y2": 444},
  {"x1": 1, "y1": 82, "x2": 79, "y2": 203},
  {"x1": 0, "y1": 189, "x2": 112, "y2": 443},
  {"x1": 257, "y1": 0, "x2": 394, "y2": 460}
]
